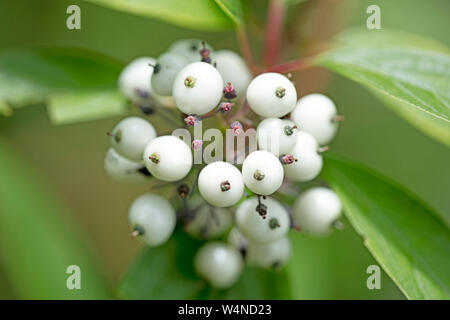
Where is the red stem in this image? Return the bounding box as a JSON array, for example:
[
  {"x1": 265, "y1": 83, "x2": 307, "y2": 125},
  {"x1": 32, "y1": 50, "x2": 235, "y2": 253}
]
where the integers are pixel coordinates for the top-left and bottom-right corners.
[
  {"x1": 236, "y1": 26, "x2": 257, "y2": 74},
  {"x1": 265, "y1": 56, "x2": 313, "y2": 74},
  {"x1": 264, "y1": 0, "x2": 286, "y2": 67}
]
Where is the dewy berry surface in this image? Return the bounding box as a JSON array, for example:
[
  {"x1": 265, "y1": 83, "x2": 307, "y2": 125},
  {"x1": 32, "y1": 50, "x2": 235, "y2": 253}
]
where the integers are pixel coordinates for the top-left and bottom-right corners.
[
  {"x1": 198, "y1": 161, "x2": 244, "y2": 208},
  {"x1": 109, "y1": 116, "x2": 157, "y2": 162},
  {"x1": 291, "y1": 93, "x2": 339, "y2": 145},
  {"x1": 246, "y1": 72, "x2": 297, "y2": 117},
  {"x1": 172, "y1": 61, "x2": 223, "y2": 115},
  {"x1": 143, "y1": 135, "x2": 193, "y2": 181},
  {"x1": 293, "y1": 187, "x2": 343, "y2": 235}
]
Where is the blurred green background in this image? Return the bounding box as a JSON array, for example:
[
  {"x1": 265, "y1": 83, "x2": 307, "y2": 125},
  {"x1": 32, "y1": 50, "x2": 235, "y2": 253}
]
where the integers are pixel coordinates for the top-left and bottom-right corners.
[{"x1": 0, "y1": 0, "x2": 448, "y2": 299}]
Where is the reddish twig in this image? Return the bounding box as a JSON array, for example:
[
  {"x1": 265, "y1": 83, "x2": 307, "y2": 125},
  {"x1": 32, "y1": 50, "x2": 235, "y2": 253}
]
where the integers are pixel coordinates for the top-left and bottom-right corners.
[
  {"x1": 236, "y1": 26, "x2": 257, "y2": 74},
  {"x1": 265, "y1": 56, "x2": 313, "y2": 74},
  {"x1": 264, "y1": 0, "x2": 286, "y2": 67}
]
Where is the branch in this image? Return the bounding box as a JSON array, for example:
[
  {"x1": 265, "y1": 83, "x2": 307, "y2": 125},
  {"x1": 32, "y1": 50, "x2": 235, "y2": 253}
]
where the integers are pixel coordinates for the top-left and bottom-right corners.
[
  {"x1": 265, "y1": 56, "x2": 313, "y2": 74},
  {"x1": 236, "y1": 25, "x2": 257, "y2": 74},
  {"x1": 264, "y1": 0, "x2": 286, "y2": 67}
]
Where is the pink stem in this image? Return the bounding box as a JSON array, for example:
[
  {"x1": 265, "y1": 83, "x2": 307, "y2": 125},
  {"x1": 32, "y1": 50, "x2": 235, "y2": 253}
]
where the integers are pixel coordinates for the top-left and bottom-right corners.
[
  {"x1": 264, "y1": 0, "x2": 286, "y2": 67},
  {"x1": 236, "y1": 26, "x2": 257, "y2": 74},
  {"x1": 265, "y1": 56, "x2": 313, "y2": 74}
]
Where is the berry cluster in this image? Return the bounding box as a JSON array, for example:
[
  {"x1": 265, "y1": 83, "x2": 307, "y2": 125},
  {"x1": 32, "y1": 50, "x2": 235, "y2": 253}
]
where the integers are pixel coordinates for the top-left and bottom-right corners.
[{"x1": 104, "y1": 39, "x2": 344, "y2": 289}]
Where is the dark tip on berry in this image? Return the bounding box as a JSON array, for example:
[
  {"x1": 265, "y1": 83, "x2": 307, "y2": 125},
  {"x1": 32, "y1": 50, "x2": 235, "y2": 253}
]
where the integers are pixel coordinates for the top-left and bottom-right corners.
[
  {"x1": 199, "y1": 41, "x2": 211, "y2": 64},
  {"x1": 107, "y1": 130, "x2": 122, "y2": 143},
  {"x1": 220, "y1": 180, "x2": 231, "y2": 192},
  {"x1": 256, "y1": 203, "x2": 268, "y2": 218},
  {"x1": 271, "y1": 261, "x2": 281, "y2": 270},
  {"x1": 153, "y1": 63, "x2": 161, "y2": 74},
  {"x1": 253, "y1": 169, "x2": 265, "y2": 181},
  {"x1": 275, "y1": 87, "x2": 286, "y2": 98},
  {"x1": 178, "y1": 183, "x2": 190, "y2": 199},
  {"x1": 130, "y1": 225, "x2": 145, "y2": 238},
  {"x1": 283, "y1": 125, "x2": 297, "y2": 136},
  {"x1": 137, "y1": 166, "x2": 152, "y2": 177},
  {"x1": 139, "y1": 105, "x2": 155, "y2": 115},
  {"x1": 269, "y1": 218, "x2": 281, "y2": 229}
]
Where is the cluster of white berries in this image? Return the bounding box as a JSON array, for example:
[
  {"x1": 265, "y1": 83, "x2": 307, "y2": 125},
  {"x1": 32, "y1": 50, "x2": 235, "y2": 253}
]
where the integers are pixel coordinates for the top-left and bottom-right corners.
[{"x1": 104, "y1": 39, "x2": 344, "y2": 289}]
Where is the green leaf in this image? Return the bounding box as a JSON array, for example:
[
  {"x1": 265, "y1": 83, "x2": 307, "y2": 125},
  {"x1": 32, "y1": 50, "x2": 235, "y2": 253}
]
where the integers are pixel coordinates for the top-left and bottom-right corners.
[
  {"x1": 117, "y1": 229, "x2": 290, "y2": 299},
  {"x1": 316, "y1": 30, "x2": 450, "y2": 130},
  {"x1": 322, "y1": 154, "x2": 450, "y2": 299},
  {"x1": 214, "y1": 0, "x2": 244, "y2": 25},
  {"x1": 47, "y1": 90, "x2": 128, "y2": 125},
  {"x1": 85, "y1": 0, "x2": 234, "y2": 31},
  {"x1": 0, "y1": 47, "x2": 122, "y2": 106},
  {"x1": 0, "y1": 138, "x2": 110, "y2": 299},
  {"x1": 0, "y1": 47, "x2": 127, "y2": 124}
]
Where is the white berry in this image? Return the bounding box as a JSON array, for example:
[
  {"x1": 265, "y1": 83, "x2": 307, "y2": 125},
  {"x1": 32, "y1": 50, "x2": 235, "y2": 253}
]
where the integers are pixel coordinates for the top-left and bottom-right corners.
[
  {"x1": 184, "y1": 205, "x2": 233, "y2": 239},
  {"x1": 257, "y1": 118, "x2": 297, "y2": 156},
  {"x1": 128, "y1": 193, "x2": 176, "y2": 246},
  {"x1": 284, "y1": 132, "x2": 322, "y2": 182},
  {"x1": 247, "y1": 237, "x2": 292, "y2": 269},
  {"x1": 227, "y1": 227, "x2": 248, "y2": 252},
  {"x1": 235, "y1": 197, "x2": 289, "y2": 243},
  {"x1": 172, "y1": 62, "x2": 223, "y2": 115},
  {"x1": 104, "y1": 148, "x2": 150, "y2": 183},
  {"x1": 198, "y1": 161, "x2": 244, "y2": 207},
  {"x1": 143, "y1": 135, "x2": 192, "y2": 182},
  {"x1": 118, "y1": 57, "x2": 155, "y2": 105},
  {"x1": 242, "y1": 150, "x2": 284, "y2": 196},
  {"x1": 291, "y1": 93, "x2": 339, "y2": 145},
  {"x1": 151, "y1": 52, "x2": 188, "y2": 96},
  {"x1": 110, "y1": 117, "x2": 156, "y2": 162},
  {"x1": 246, "y1": 73, "x2": 297, "y2": 118},
  {"x1": 194, "y1": 242, "x2": 243, "y2": 289},
  {"x1": 293, "y1": 187, "x2": 342, "y2": 235},
  {"x1": 168, "y1": 39, "x2": 213, "y2": 63},
  {"x1": 214, "y1": 50, "x2": 252, "y2": 100}
]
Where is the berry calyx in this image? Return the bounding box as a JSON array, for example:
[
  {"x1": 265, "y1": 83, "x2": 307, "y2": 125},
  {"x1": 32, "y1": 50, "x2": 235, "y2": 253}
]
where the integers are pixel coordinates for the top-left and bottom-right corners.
[
  {"x1": 220, "y1": 180, "x2": 231, "y2": 192},
  {"x1": 218, "y1": 102, "x2": 234, "y2": 113},
  {"x1": 275, "y1": 86, "x2": 286, "y2": 98},
  {"x1": 253, "y1": 169, "x2": 265, "y2": 181},
  {"x1": 223, "y1": 82, "x2": 237, "y2": 100},
  {"x1": 230, "y1": 121, "x2": 243, "y2": 136},
  {"x1": 283, "y1": 125, "x2": 297, "y2": 136},
  {"x1": 148, "y1": 152, "x2": 160, "y2": 164},
  {"x1": 184, "y1": 76, "x2": 196, "y2": 88}
]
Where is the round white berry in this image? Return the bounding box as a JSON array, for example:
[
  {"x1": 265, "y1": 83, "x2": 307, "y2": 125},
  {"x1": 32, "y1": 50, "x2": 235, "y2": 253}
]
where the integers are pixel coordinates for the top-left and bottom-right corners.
[
  {"x1": 172, "y1": 62, "x2": 223, "y2": 115},
  {"x1": 151, "y1": 52, "x2": 188, "y2": 96},
  {"x1": 283, "y1": 132, "x2": 322, "y2": 182},
  {"x1": 118, "y1": 57, "x2": 155, "y2": 105},
  {"x1": 291, "y1": 93, "x2": 339, "y2": 145},
  {"x1": 235, "y1": 197, "x2": 289, "y2": 243},
  {"x1": 110, "y1": 117, "x2": 156, "y2": 162},
  {"x1": 293, "y1": 187, "x2": 342, "y2": 235},
  {"x1": 246, "y1": 73, "x2": 297, "y2": 118},
  {"x1": 242, "y1": 150, "x2": 284, "y2": 196},
  {"x1": 128, "y1": 193, "x2": 176, "y2": 246},
  {"x1": 184, "y1": 206, "x2": 233, "y2": 239},
  {"x1": 168, "y1": 39, "x2": 213, "y2": 63},
  {"x1": 198, "y1": 161, "x2": 244, "y2": 207},
  {"x1": 214, "y1": 50, "x2": 252, "y2": 100},
  {"x1": 143, "y1": 135, "x2": 192, "y2": 182},
  {"x1": 257, "y1": 118, "x2": 298, "y2": 156},
  {"x1": 194, "y1": 242, "x2": 243, "y2": 289},
  {"x1": 104, "y1": 148, "x2": 150, "y2": 183},
  {"x1": 247, "y1": 237, "x2": 292, "y2": 269}
]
